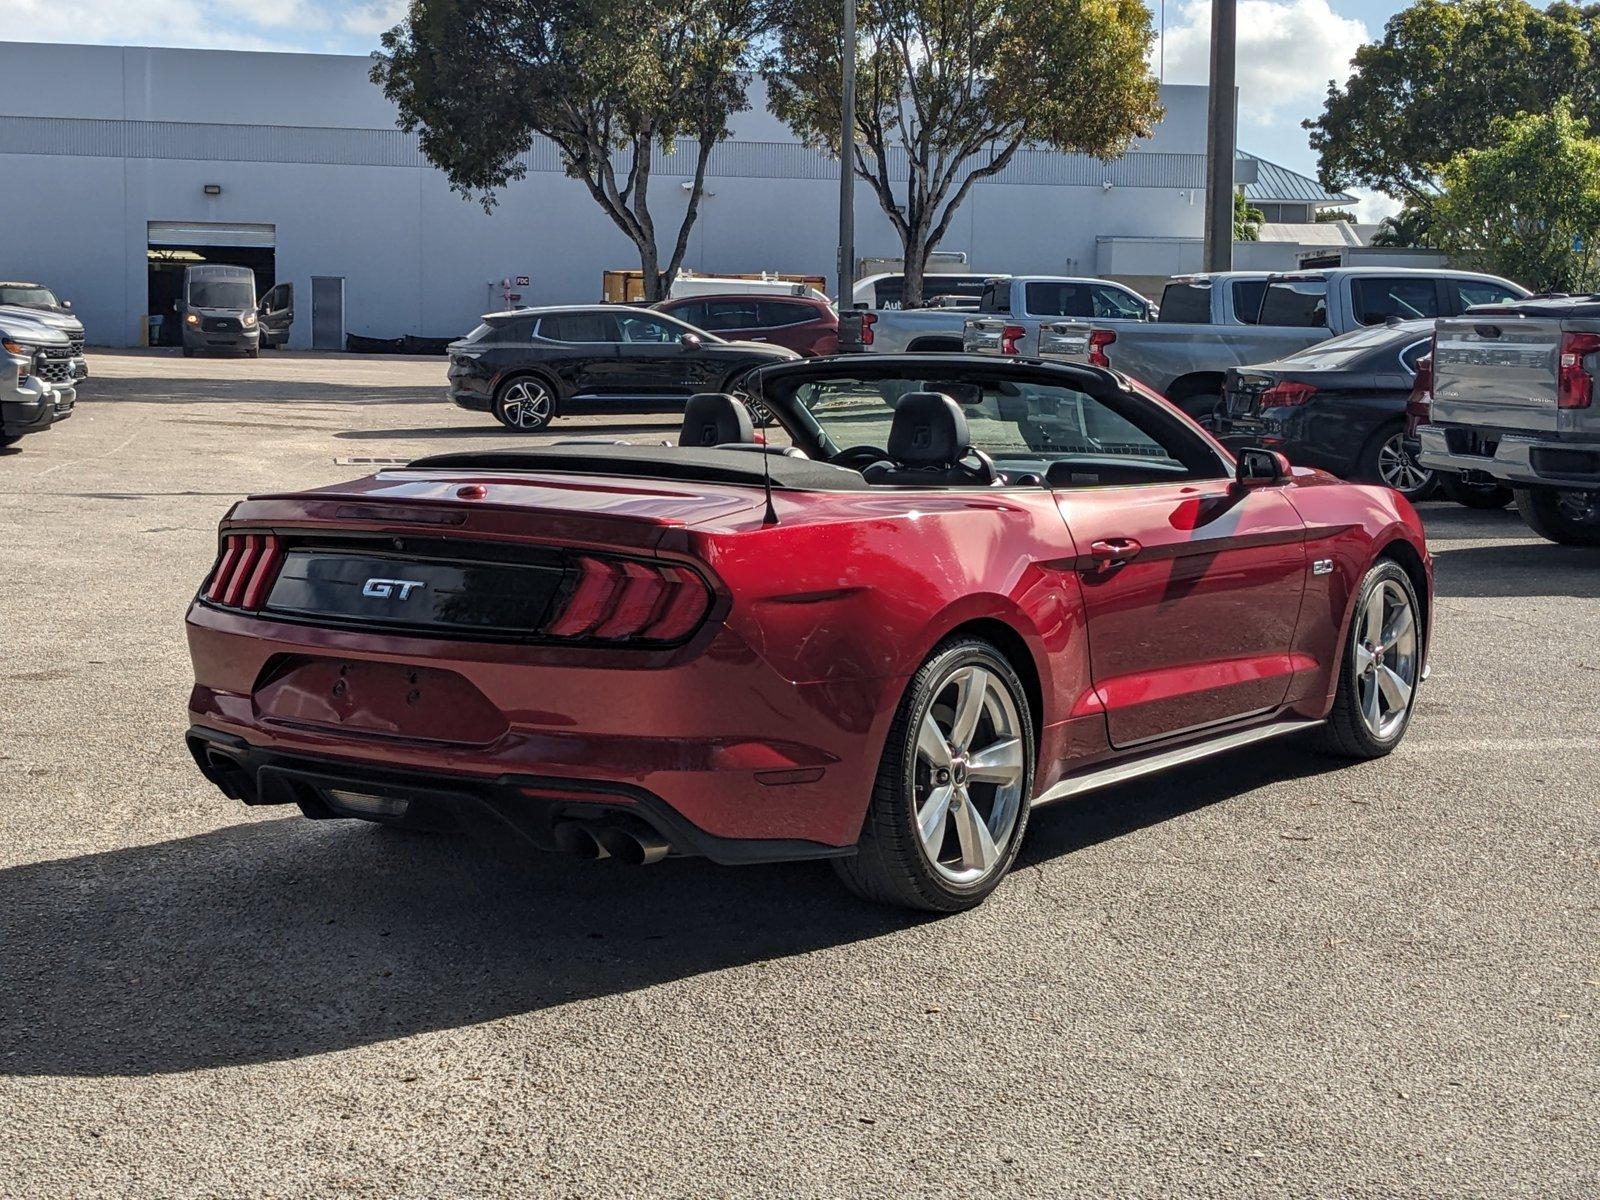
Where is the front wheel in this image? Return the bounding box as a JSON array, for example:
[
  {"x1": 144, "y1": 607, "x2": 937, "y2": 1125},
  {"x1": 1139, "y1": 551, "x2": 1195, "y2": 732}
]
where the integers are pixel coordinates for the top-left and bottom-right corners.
[
  {"x1": 833, "y1": 639, "x2": 1034, "y2": 912},
  {"x1": 1514, "y1": 486, "x2": 1600, "y2": 545},
  {"x1": 1316, "y1": 560, "x2": 1422, "y2": 759},
  {"x1": 492, "y1": 377, "x2": 555, "y2": 432},
  {"x1": 1365, "y1": 425, "x2": 1437, "y2": 501}
]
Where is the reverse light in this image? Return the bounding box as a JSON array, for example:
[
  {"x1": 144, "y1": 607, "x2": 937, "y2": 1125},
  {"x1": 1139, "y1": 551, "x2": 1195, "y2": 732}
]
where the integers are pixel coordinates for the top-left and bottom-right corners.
[
  {"x1": 543, "y1": 555, "x2": 711, "y2": 644},
  {"x1": 1088, "y1": 328, "x2": 1117, "y2": 368},
  {"x1": 999, "y1": 325, "x2": 1026, "y2": 355},
  {"x1": 1557, "y1": 331, "x2": 1600, "y2": 409},
  {"x1": 1260, "y1": 380, "x2": 1318, "y2": 407}
]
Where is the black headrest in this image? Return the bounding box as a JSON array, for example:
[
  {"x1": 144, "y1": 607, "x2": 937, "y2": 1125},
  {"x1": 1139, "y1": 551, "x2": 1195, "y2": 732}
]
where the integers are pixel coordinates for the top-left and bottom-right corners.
[
  {"x1": 679, "y1": 393, "x2": 755, "y2": 448},
  {"x1": 887, "y1": 392, "x2": 969, "y2": 466}
]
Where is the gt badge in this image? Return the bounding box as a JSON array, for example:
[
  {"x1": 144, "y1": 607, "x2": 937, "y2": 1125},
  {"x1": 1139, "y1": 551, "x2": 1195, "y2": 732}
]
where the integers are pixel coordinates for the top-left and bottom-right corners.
[{"x1": 362, "y1": 578, "x2": 425, "y2": 600}]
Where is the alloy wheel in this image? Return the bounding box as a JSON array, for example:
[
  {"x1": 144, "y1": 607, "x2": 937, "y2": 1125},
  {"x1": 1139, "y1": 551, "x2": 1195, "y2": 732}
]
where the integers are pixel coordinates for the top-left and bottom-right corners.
[
  {"x1": 499, "y1": 380, "x2": 552, "y2": 429},
  {"x1": 1377, "y1": 432, "x2": 1433, "y2": 495},
  {"x1": 1353, "y1": 579, "x2": 1418, "y2": 740},
  {"x1": 913, "y1": 664, "x2": 1026, "y2": 885}
]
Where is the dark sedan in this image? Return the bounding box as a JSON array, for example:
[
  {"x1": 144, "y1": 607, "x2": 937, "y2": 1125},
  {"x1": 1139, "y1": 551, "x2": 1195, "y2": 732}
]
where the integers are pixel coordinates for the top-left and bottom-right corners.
[
  {"x1": 448, "y1": 305, "x2": 798, "y2": 431},
  {"x1": 1213, "y1": 320, "x2": 1437, "y2": 500},
  {"x1": 653, "y1": 293, "x2": 839, "y2": 357}
]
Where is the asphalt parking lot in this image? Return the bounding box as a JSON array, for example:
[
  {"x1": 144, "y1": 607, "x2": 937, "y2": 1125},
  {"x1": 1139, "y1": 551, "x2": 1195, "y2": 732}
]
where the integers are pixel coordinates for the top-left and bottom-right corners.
[{"x1": 1, "y1": 350, "x2": 1596, "y2": 1198}]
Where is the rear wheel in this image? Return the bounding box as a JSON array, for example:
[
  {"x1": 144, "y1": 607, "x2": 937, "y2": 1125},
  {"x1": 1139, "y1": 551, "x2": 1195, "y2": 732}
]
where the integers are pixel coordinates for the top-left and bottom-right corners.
[
  {"x1": 492, "y1": 376, "x2": 555, "y2": 432},
  {"x1": 1514, "y1": 486, "x2": 1600, "y2": 545},
  {"x1": 1438, "y1": 473, "x2": 1512, "y2": 510},
  {"x1": 1363, "y1": 424, "x2": 1437, "y2": 501},
  {"x1": 1316, "y1": 560, "x2": 1422, "y2": 759},
  {"x1": 833, "y1": 639, "x2": 1034, "y2": 912}
]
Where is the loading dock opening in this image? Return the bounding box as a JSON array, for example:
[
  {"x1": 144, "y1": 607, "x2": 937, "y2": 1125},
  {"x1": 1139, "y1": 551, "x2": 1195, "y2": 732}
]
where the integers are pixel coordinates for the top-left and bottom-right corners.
[{"x1": 147, "y1": 222, "x2": 276, "y2": 347}]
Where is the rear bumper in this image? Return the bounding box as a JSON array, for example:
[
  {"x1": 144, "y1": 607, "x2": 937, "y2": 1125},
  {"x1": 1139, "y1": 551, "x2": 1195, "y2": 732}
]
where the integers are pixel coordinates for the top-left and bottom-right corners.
[
  {"x1": 1418, "y1": 425, "x2": 1600, "y2": 489},
  {"x1": 185, "y1": 602, "x2": 902, "y2": 856},
  {"x1": 186, "y1": 726, "x2": 851, "y2": 865}
]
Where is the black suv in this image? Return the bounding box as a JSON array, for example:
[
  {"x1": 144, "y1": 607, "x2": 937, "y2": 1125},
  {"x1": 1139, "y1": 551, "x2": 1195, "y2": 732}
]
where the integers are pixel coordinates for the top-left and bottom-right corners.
[{"x1": 448, "y1": 305, "x2": 798, "y2": 431}]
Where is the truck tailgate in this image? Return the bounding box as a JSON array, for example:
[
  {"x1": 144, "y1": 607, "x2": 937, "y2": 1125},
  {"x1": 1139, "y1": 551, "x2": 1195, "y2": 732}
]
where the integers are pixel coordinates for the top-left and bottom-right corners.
[
  {"x1": 963, "y1": 317, "x2": 1092, "y2": 361},
  {"x1": 1433, "y1": 315, "x2": 1563, "y2": 432}
]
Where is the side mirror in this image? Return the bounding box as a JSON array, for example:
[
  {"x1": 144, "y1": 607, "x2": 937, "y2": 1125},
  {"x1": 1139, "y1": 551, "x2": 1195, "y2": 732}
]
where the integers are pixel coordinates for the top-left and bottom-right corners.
[
  {"x1": 679, "y1": 332, "x2": 702, "y2": 350},
  {"x1": 1235, "y1": 447, "x2": 1291, "y2": 487},
  {"x1": 61, "y1": 300, "x2": 72, "y2": 310},
  {"x1": 172, "y1": 300, "x2": 181, "y2": 314}
]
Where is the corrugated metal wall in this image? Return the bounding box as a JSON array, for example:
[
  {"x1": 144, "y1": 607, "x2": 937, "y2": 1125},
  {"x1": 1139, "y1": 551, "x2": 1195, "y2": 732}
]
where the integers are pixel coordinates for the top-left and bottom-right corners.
[{"x1": 0, "y1": 115, "x2": 1209, "y2": 190}]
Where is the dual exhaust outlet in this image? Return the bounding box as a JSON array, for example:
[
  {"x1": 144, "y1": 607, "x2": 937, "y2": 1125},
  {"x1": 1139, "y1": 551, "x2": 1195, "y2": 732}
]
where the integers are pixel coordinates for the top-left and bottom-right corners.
[{"x1": 551, "y1": 818, "x2": 671, "y2": 866}]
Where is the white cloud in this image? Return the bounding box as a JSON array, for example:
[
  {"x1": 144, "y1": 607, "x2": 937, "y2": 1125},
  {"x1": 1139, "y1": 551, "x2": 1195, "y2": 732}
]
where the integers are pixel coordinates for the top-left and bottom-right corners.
[
  {"x1": 1347, "y1": 187, "x2": 1404, "y2": 225},
  {"x1": 1156, "y1": 0, "x2": 1367, "y2": 127},
  {"x1": 0, "y1": 0, "x2": 390, "y2": 53}
]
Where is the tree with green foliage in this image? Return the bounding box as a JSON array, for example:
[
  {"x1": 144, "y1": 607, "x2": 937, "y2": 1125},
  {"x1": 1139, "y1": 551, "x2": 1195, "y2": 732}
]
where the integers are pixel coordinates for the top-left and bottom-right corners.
[
  {"x1": 764, "y1": 0, "x2": 1162, "y2": 306},
  {"x1": 1431, "y1": 102, "x2": 1600, "y2": 292},
  {"x1": 1370, "y1": 205, "x2": 1435, "y2": 248},
  {"x1": 1234, "y1": 190, "x2": 1264, "y2": 241},
  {"x1": 1315, "y1": 208, "x2": 1358, "y2": 223},
  {"x1": 372, "y1": 0, "x2": 767, "y2": 300},
  {"x1": 1305, "y1": 0, "x2": 1600, "y2": 200}
]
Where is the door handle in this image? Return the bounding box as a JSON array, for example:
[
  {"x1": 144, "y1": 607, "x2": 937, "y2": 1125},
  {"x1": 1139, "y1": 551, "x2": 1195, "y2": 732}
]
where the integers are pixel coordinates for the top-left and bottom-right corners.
[
  {"x1": 1088, "y1": 537, "x2": 1143, "y2": 567},
  {"x1": 748, "y1": 336, "x2": 768, "y2": 341}
]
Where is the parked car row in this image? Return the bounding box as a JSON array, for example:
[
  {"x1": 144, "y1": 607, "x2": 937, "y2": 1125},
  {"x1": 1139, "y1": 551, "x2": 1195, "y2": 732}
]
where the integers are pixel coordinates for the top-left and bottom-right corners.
[{"x1": 0, "y1": 304, "x2": 77, "y2": 448}]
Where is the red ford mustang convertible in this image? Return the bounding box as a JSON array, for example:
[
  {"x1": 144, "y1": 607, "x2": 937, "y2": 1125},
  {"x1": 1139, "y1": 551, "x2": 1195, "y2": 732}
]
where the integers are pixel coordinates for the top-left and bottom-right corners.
[{"x1": 186, "y1": 354, "x2": 1431, "y2": 911}]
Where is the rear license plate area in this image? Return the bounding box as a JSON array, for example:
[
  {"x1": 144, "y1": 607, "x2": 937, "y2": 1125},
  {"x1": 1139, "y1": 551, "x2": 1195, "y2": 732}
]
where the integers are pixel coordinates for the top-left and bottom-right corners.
[{"x1": 252, "y1": 657, "x2": 509, "y2": 745}]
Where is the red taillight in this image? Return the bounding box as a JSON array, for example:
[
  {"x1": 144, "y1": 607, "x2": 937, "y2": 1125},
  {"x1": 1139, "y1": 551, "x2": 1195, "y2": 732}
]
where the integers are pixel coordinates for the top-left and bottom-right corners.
[
  {"x1": 543, "y1": 555, "x2": 711, "y2": 644},
  {"x1": 1557, "y1": 331, "x2": 1600, "y2": 409},
  {"x1": 1405, "y1": 349, "x2": 1434, "y2": 435},
  {"x1": 1260, "y1": 380, "x2": 1318, "y2": 407},
  {"x1": 203, "y1": 532, "x2": 283, "y2": 610},
  {"x1": 1088, "y1": 328, "x2": 1117, "y2": 368},
  {"x1": 858, "y1": 312, "x2": 877, "y2": 347},
  {"x1": 999, "y1": 325, "x2": 1026, "y2": 355}
]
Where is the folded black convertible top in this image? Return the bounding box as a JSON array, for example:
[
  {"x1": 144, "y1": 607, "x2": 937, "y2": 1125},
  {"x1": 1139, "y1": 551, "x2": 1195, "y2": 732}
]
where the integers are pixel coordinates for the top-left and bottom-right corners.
[{"x1": 406, "y1": 444, "x2": 872, "y2": 491}]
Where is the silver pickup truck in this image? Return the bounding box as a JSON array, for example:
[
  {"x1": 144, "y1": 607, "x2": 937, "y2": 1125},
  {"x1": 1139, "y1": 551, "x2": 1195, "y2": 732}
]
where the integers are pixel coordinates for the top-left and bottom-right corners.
[
  {"x1": 841, "y1": 275, "x2": 1154, "y2": 354},
  {"x1": 1419, "y1": 295, "x2": 1600, "y2": 544},
  {"x1": 970, "y1": 268, "x2": 1527, "y2": 420}
]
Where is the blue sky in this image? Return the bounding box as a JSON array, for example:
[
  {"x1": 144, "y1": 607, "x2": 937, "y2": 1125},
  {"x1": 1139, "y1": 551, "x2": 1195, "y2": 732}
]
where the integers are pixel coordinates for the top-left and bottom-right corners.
[{"x1": 4, "y1": 0, "x2": 1408, "y2": 217}]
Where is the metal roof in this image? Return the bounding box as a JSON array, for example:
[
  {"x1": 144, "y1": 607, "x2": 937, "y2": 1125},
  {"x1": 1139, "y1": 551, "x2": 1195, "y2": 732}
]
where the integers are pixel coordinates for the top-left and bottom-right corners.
[{"x1": 1239, "y1": 152, "x2": 1356, "y2": 205}]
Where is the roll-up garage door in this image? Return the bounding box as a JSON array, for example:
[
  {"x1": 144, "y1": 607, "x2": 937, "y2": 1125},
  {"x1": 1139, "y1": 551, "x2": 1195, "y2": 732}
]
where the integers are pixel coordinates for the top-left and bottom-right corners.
[{"x1": 148, "y1": 221, "x2": 276, "y2": 248}]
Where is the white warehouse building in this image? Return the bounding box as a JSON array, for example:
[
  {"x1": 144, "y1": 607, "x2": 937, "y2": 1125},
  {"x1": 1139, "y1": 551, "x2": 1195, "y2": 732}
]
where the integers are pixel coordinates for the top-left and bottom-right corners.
[{"x1": 0, "y1": 41, "x2": 1357, "y2": 349}]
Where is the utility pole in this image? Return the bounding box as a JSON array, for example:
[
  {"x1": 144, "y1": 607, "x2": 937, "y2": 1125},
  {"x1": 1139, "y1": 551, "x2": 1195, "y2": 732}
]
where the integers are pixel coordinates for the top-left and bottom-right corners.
[
  {"x1": 1202, "y1": 0, "x2": 1237, "y2": 272},
  {"x1": 837, "y1": 0, "x2": 857, "y2": 305}
]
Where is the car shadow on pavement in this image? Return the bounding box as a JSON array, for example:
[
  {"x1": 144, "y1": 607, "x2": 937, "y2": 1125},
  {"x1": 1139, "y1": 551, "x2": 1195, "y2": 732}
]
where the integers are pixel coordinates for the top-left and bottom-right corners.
[
  {"x1": 1431, "y1": 541, "x2": 1600, "y2": 598},
  {"x1": 81, "y1": 378, "x2": 444, "y2": 406},
  {"x1": 0, "y1": 739, "x2": 1344, "y2": 1079}
]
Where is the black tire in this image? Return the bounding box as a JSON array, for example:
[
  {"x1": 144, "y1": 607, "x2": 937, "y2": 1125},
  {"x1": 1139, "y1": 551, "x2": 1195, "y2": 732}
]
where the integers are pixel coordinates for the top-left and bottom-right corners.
[
  {"x1": 1513, "y1": 486, "x2": 1600, "y2": 546},
  {"x1": 1438, "y1": 473, "x2": 1513, "y2": 510},
  {"x1": 1168, "y1": 381, "x2": 1224, "y2": 425},
  {"x1": 492, "y1": 375, "x2": 556, "y2": 432},
  {"x1": 1316, "y1": 560, "x2": 1423, "y2": 759},
  {"x1": 247, "y1": 346, "x2": 260, "y2": 359},
  {"x1": 1358, "y1": 422, "x2": 1437, "y2": 501},
  {"x1": 181, "y1": 347, "x2": 195, "y2": 358},
  {"x1": 0, "y1": 434, "x2": 20, "y2": 448},
  {"x1": 833, "y1": 638, "x2": 1035, "y2": 913}
]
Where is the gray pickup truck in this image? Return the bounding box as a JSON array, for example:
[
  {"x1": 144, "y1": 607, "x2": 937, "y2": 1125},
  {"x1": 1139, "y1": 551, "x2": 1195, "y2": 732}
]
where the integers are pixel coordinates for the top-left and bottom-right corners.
[
  {"x1": 1, "y1": 308, "x2": 77, "y2": 447},
  {"x1": 1419, "y1": 295, "x2": 1600, "y2": 544},
  {"x1": 1001, "y1": 268, "x2": 1526, "y2": 419},
  {"x1": 841, "y1": 275, "x2": 1154, "y2": 354}
]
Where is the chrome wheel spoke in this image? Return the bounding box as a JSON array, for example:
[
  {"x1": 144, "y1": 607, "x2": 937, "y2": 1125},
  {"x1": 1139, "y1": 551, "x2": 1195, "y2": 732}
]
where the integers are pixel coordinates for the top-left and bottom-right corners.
[
  {"x1": 917, "y1": 785, "x2": 953, "y2": 857},
  {"x1": 947, "y1": 667, "x2": 987, "y2": 751},
  {"x1": 1353, "y1": 642, "x2": 1376, "y2": 673},
  {"x1": 1361, "y1": 675, "x2": 1383, "y2": 728},
  {"x1": 967, "y1": 737, "x2": 1023, "y2": 787},
  {"x1": 918, "y1": 711, "x2": 951, "y2": 768},
  {"x1": 1376, "y1": 664, "x2": 1412, "y2": 711},
  {"x1": 1381, "y1": 603, "x2": 1414, "y2": 652},
  {"x1": 951, "y1": 791, "x2": 998, "y2": 873},
  {"x1": 1362, "y1": 593, "x2": 1384, "y2": 647}
]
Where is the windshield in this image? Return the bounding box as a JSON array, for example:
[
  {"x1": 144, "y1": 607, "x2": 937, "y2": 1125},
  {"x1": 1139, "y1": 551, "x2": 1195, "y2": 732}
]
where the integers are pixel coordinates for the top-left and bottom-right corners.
[
  {"x1": 189, "y1": 279, "x2": 256, "y2": 309},
  {"x1": 773, "y1": 372, "x2": 1211, "y2": 478},
  {"x1": 0, "y1": 285, "x2": 59, "y2": 307}
]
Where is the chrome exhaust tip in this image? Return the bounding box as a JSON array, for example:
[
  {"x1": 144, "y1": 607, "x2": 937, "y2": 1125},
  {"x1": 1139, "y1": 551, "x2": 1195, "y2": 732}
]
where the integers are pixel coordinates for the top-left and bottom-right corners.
[
  {"x1": 551, "y1": 819, "x2": 608, "y2": 860},
  {"x1": 592, "y1": 825, "x2": 671, "y2": 866}
]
